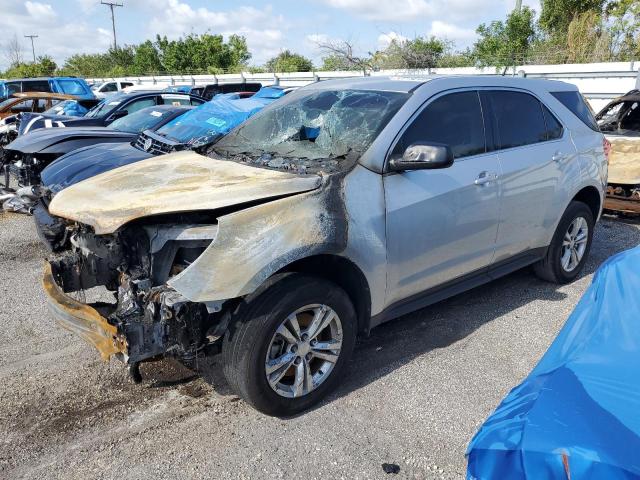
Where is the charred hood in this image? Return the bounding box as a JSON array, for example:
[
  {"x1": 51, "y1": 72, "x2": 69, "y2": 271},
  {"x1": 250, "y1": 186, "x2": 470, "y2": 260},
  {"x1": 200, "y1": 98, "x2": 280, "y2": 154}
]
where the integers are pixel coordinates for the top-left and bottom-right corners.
[{"x1": 48, "y1": 151, "x2": 323, "y2": 234}]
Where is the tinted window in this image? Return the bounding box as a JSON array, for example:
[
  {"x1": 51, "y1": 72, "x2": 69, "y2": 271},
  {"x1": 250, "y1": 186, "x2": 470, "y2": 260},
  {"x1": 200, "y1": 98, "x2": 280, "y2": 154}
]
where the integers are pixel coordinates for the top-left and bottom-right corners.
[
  {"x1": 552, "y1": 91, "x2": 599, "y2": 131},
  {"x1": 395, "y1": 91, "x2": 486, "y2": 159},
  {"x1": 102, "y1": 82, "x2": 118, "y2": 92},
  {"x1": 487, "y1": 91, "x2": 547, "y2": 149},
  {"x1": 542, "y1": 104, "x2": 563, "y2": 140},
  {"x1": 124, "y1": 97, "x2": 156, "y2": 114},
  {"x1": 21, "y1": 80, "x2": 50, "y2": 92}
]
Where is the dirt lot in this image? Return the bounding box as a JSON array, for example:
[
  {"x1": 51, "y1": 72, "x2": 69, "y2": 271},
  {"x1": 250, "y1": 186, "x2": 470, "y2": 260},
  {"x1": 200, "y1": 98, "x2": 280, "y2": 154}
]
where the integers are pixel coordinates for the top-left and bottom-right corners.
[{"x1": 1, "y1": 210, "x2": 638, "y2": 480}]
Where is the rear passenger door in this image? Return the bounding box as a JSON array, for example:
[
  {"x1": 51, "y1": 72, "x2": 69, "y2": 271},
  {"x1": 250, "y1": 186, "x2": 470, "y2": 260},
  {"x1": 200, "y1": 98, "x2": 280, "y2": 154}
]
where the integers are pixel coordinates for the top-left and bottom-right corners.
[
  {"x1": 481, "y1": 89, "x2": 576, "y2": 262},
  {"x1": 384, "y1": 90, "x2": 501, "y2": 305}
]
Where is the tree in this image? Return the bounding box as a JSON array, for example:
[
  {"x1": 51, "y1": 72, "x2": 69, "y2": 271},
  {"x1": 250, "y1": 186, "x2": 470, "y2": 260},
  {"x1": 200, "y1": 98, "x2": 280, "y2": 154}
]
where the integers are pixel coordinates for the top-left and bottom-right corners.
[
  {"x1": 3, "y1": 56, "x2": 58, "y2": 78},
  {"x1": 375, "y1": 36, "x2": 448, "y2": 69},
  {"x1": 473, "y1": 6, "x2": 537, "y2": 68},
  {"x1": 606, "y1": 0, "x2": 640, "y2": 59},
  {"x1": 539, "y1": 0, "x2": 606, "y2": 36},
  {"x1": 3, "y1": 34, "x2": 23, "y2": 67},
  {"x1": 316, "y1": 40, "x2": 371, "y2": 73},
  {"x1": 132, "y1": 40, "x2": 164, "y2": 74},
  {"x1": 265, "y1": 50, "x2": 313, "y2": 72}
]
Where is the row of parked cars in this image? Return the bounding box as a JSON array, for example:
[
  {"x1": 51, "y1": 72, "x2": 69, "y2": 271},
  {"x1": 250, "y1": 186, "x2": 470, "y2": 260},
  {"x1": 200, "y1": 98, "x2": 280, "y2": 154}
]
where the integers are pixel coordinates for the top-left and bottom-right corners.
[{"x1": 0, "y1": 73, "x2": 633, "y2": 417}]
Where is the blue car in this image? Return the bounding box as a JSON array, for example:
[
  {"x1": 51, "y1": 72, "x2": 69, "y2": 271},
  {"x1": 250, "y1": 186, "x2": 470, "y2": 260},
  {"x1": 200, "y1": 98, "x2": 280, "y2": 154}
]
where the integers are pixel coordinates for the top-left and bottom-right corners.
[
  {"x1": 41, "y1": 86, "x2": 289, "y2": 194},
  {"x1": 467, "y1": 245, "x2": 640, "y2": 479},
  {"x1": 0, "y1": 77, "x2": 95, "y2": 101}
]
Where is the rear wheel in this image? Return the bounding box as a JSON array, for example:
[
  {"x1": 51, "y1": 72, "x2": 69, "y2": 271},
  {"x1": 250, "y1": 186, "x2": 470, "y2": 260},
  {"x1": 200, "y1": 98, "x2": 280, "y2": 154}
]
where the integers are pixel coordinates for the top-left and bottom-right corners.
[
  {"x1": 534, "y1": 201, "x2": 594, "y2": 283},
  {"x1": 222, "y1": 274, "x2": 357, "y2": 417}
]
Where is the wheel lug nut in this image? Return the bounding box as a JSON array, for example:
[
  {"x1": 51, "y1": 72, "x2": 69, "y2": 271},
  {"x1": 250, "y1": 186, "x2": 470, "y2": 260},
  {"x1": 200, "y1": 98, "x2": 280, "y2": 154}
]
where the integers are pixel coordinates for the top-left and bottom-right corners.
[
  {"x1": 291, "y1": 345, "x2": 298, "y2": 353},
  {"x1": 310, "y1": 339, "x2": 317, "y2": 346},
  {"x1": 294, "y1": 357, "x2": 302, "y2": 365},
  {"x1": 305, "y1": 353, "x2": 312, "y2": 361},
  {"x1": 301, "y1": 333, "x2": 309, "y2": 341}
]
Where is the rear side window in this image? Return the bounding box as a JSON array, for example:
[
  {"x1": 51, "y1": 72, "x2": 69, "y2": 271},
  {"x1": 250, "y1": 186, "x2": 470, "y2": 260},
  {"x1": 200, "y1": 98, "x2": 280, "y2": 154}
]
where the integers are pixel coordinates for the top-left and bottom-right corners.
[
  {"x1": 542, "y1": 104, "x2": 564, "y2": 140},
  {"x1": 395, "y1": 91, "x2": 486, "y2": 159},
  {"x1": 551, "y1": 91, "x2": 599, "y2": 131},
  {"x1": 22, "y1": 80, "x2": 50, "y2": 92},
  {"x1": 486, "y1": 91, "x2": 548, "y2": 149}
]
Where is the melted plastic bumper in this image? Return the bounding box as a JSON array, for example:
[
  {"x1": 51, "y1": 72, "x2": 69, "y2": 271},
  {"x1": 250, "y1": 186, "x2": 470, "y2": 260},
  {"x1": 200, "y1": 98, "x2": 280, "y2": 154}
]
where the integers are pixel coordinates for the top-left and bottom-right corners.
[{"x1": 42, "y1": 262, "x2": 127, "y2": 361}]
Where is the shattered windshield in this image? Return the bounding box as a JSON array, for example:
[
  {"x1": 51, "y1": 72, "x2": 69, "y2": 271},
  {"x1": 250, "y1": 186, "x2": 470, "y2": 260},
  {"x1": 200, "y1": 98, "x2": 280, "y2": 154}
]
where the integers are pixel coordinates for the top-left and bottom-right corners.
[
  {"x1": 213, "y1": 89, "x2": 408, "y2": 170},
  {"x1": 107, "y1": 106, "x2": 180, "y2": 133},
  {"x1": 597, "y1": 100, "x2": 640, "y2": 136}
]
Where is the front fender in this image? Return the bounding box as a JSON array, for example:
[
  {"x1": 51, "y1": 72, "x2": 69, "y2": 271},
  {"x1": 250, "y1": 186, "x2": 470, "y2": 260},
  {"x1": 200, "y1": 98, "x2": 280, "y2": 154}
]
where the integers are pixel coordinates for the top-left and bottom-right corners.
[{"x1": 167, "y1": 181, "x2": 347, "y2": 302}]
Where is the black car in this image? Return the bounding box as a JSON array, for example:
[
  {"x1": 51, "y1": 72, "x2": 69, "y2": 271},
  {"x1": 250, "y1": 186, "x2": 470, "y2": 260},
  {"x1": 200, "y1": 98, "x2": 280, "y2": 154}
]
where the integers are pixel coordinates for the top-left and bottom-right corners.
[
  {"x1": 2, "y1": 104, "x2": 192, "y2": 188},
  {"x1": 201, "y1": 82, "x2": 262, "y2": 100},
  {"x1": 17, "y1": 91, "x2": 205, "y2": 135}
]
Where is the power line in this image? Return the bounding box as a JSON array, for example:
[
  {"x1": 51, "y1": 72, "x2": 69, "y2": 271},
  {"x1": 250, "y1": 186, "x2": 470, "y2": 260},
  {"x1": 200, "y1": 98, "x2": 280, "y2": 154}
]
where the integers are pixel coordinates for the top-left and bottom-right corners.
[
  {"x1": 101, "y1": 1, "x2": 123, "y2": 50},
  {"x1": 24, "y1": 35, "x2": 38, "y2": 62}
]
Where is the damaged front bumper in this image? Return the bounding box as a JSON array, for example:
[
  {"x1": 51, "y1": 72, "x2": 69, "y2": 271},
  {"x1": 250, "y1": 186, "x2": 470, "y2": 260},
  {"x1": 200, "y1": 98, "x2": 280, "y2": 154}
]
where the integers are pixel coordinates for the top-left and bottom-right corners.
[{"x1": 42, "y1": 262, "x2": 128, "y2": 361}]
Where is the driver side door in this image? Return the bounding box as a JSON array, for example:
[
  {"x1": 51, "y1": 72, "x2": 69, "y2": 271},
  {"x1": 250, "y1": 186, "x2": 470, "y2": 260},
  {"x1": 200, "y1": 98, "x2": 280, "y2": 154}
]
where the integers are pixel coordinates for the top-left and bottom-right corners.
[{"x1": 383, "y1": 90, "x2": 501, "y2": 307}]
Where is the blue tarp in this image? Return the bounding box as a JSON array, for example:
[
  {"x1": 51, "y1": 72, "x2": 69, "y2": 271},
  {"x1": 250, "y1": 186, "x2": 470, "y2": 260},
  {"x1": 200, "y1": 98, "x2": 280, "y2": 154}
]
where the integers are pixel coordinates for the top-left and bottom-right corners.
[
  {"x1": 155, "y1": 86, "x2": 285, "y2": 147},
  {"x1": 467, "y1": 245, "x2": 640, "y2": 479}
]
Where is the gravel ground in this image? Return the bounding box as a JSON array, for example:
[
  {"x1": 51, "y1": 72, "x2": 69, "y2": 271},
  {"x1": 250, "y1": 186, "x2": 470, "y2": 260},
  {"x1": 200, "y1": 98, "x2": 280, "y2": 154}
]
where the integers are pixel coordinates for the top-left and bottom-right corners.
[{"x1": 0, "y1": 210, "x2": 638, "y2": 480}]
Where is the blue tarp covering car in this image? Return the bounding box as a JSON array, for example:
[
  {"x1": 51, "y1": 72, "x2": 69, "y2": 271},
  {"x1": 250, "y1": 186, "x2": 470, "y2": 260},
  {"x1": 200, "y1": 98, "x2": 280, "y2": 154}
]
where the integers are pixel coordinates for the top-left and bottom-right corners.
[{"x1": 467, "y1": 245, "x2": 640, "y2": 479}]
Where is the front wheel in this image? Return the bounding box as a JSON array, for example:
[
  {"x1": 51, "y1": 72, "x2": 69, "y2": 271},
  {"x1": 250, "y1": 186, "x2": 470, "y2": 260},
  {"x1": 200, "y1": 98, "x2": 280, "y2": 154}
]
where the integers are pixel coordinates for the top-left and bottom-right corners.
[
  {"x1": 533, "y1": 201, "x2": 594, "y2": 284},
  {"x1": 222, "y1": 274, "x2": 357, "y2": 417}
]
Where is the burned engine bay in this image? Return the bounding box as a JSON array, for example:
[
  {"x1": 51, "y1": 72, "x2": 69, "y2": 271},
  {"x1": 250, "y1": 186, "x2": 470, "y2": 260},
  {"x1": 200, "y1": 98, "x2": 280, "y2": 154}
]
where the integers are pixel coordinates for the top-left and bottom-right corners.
[{"x1": 47, "y1": 216, "x2": 225, "y2": 372}]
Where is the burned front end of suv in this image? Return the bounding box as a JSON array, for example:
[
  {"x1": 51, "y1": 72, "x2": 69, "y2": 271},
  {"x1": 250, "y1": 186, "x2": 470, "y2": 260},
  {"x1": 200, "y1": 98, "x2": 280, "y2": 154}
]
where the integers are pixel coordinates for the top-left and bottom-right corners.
[{"x1": 45, "y1": 215, "x2": 222, "y2": 371}]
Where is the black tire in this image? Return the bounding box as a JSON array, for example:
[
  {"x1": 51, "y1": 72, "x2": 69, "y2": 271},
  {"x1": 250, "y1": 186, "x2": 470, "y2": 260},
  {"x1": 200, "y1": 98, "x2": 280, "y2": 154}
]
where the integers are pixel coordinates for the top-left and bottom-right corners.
[
  {"x1": 533, "y1": 201, "x2": 594, "y2": 284},
  {"x1": 222, "y1": 273, "x2": 357, "y2": 417}
]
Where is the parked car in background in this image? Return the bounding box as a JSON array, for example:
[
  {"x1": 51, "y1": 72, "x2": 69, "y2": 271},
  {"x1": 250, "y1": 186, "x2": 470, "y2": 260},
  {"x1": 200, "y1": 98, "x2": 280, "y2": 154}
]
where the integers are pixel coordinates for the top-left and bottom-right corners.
[
  {"x1": 0, "y1": 77, "x2": 95, "y2": 101},
  {"x1": 163, "y1": 85, "x2": 205, "y2": 95},
  {"x1": 595, "y1": 89, "x2": 640, "y2": 214},
  {"x1": 0, "y1": 92, "x2": 76, "y2": 120},
  {"x1": 16, "y1": 91, "x2": 205, "y2": 135},
  {"x1": 39, "y1": 87, "x2": 287, "y2": 195},
  {"x1": 2, "y1": 104, "x2": 192, "y2": 191},
  {"x1": 201, "y1": 82, "x2": 262, "y2": 100},
  {"x1": 42, "y1": 76, "x2": 606, "y2": 416},
  {"x1": 0, "y1": 92, "x2": 97, "y2": 146},
  {"x1": 91, "y1": 80, "x2": 136, "y2": 98}
]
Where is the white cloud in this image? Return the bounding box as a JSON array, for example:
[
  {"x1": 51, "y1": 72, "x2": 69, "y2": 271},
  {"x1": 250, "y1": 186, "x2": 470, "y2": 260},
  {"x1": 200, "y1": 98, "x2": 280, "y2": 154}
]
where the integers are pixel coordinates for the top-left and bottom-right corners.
[
  {"x1": 320, "y1": 0, "x2": 434, "y2": 22},
  {"x1": 378, "y1": 32, "x2": 409, "y2": 49},
  {"x1": 0, "y1": 2, "x2": 111, "y2": 69},
  {"x1": 428, "y1": 21, "x2": 477, "y2": 46}
]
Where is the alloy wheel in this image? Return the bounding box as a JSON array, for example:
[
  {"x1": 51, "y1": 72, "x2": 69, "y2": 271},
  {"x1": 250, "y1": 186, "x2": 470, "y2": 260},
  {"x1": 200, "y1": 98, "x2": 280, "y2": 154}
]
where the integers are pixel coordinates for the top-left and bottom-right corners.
[{"x1": 265, "y1": 304, "x2": 343, "y2": 398}]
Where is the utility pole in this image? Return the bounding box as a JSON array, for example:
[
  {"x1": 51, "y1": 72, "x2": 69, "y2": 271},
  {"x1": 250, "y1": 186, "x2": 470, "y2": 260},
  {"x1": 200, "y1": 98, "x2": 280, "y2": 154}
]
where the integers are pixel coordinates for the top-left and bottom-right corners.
[
  {"x1": 101, "y1": 1, "x2": 123, "y2": 49},
  {"x1": 24, "y1": 34, "x2": 38, "y2": 62},
  {"x1": 515, "y1": 0, "x2": 522, "y2": 11}
]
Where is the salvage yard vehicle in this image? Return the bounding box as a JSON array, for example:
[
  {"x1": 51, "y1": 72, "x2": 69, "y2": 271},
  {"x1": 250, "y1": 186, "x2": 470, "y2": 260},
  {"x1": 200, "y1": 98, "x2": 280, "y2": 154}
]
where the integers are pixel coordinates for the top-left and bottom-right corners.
[
  {"x1": 42, "y1": 76, "x2": 606, "y2": 416},
  {"x1": 91, "y1": 80, "x2": 135, "y2": 99},
  {"x1": 37, "y1": 87, "x2": 288, "y2": 195},
  {"x1": 0, "y1": 76, "x2": 95, "y2": 101},
  {"x1": 17, "y1": 91, "x2": 205, "y2": 136},
  {"x1": 595, "y1": 89, "x2": 640, "y2": 214},
  {"x1": 201, "y1": 82, "x2": 262, "y2": 100},
  {"x1": 0, "y1": 92, "x2": 77, "y2": 120},
  {"x1": 0, "y1": 105, "x2": 193, "y2": 213}
]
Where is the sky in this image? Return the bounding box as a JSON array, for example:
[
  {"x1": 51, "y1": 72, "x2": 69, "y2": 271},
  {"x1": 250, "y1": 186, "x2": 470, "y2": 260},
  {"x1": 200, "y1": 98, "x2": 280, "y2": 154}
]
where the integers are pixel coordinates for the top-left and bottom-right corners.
[{"x1": 0, "y1": 0, "x2": 540, "y2": 71}]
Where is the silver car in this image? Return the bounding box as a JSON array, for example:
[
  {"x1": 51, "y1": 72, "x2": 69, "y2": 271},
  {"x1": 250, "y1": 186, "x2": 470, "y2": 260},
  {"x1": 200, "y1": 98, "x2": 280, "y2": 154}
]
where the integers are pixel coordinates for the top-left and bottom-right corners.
[{"x1": 42, "y1": 76, "x2": 607, "y2": 416}]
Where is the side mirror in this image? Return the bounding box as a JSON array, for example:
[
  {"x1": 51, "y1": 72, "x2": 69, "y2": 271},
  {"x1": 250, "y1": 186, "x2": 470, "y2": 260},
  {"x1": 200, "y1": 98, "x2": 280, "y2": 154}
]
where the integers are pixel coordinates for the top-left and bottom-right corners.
[
  {"x1": 107, "y1": 110, "x2": 128, "y2": 122},
  {"x1": 389, "y1": 142, "x2": 454, "y2": 171}
]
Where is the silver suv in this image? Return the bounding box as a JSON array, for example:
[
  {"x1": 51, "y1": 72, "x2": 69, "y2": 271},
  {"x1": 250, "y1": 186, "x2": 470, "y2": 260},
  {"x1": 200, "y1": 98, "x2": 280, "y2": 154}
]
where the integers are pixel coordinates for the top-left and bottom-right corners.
[{"x1": 43, "y1": 76, "x2": 607, "y2": 416}]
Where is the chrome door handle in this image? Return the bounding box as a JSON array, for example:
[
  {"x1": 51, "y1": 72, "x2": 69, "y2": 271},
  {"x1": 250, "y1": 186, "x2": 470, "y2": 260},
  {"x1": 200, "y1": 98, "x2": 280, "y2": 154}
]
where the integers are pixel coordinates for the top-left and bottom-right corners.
[
  {"x1": 552, "y1": 151, "x2": 567, "y2": 162},
  {"x1": 474, "y1": 171, "x2": 498, "y2": 186}
]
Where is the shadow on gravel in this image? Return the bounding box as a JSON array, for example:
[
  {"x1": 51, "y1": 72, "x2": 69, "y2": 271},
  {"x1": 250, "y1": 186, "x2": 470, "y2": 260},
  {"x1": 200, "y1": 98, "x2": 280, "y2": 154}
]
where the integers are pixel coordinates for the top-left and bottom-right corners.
[{"x1": 303, "y1": 218, "x2": 640, "y2": 416}]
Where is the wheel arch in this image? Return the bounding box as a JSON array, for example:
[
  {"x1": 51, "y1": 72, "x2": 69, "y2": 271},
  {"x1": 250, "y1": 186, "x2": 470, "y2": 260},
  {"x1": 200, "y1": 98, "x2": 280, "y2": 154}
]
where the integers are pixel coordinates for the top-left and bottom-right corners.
[
  {"x1": 571, "y1": 185, "x2": 602, "y2": 221},
  {"x1": 276, "y1": 254, "x2": 372, "y2": 336}
]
